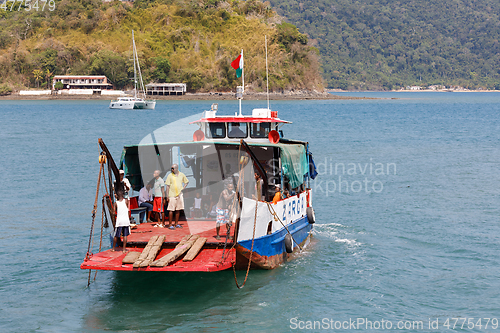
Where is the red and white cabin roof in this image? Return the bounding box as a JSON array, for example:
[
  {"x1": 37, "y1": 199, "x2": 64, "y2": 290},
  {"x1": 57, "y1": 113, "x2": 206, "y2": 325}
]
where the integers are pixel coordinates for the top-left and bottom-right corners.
[{"x1": 190, "y1": 107, "x2": 291, "y2": 125}]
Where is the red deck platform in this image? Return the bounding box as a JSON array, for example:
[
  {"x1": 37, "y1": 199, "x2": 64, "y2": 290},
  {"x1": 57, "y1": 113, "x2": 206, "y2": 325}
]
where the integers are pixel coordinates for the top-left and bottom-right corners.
[{"x1": 81, "y1": 220, "x2": 236, "y2": 272}]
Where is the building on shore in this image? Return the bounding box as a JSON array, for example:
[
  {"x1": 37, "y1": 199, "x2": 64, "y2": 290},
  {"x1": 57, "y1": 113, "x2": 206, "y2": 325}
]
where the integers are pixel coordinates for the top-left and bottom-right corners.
[
  {"x1": 145, "y1": 83, "x2": 186, "y2": 95},
  {"x1": 52, "y1": 76, "x2": 113, "y2": 90}
]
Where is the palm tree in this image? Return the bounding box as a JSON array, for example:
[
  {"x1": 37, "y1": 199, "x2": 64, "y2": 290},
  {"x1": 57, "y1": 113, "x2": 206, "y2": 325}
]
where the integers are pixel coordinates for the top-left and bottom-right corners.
[
  {"x1": 32, "y1": 69, "x2": 43, "y2": 88},
  {"x1": 45, "y1": 69, "x2": 53, "y2": 89}
]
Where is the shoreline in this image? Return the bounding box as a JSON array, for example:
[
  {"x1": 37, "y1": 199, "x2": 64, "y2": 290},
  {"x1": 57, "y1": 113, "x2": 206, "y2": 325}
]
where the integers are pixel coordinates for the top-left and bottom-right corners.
[
  {"x1": 0, "y1": 91, "x2": 376, "y2": 101},
  {"x1": 2, "y1": 89, "x2": 498, "y2": 101},
  {"x1": 327, "y1": 89, "x2": 500, "y2": 93}
]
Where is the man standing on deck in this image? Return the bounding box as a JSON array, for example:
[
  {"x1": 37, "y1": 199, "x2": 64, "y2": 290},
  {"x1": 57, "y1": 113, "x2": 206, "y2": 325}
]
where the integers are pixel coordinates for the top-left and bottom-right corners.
[
  {"x1": 119, "y1": 170, "x2": 132, "y2": 199},
  {"x1": 164, "y1": 164, "x2": 189, "y2": 229},
  {"x1": 152, "y1": 170, "x2": 165, "y2": 225}
]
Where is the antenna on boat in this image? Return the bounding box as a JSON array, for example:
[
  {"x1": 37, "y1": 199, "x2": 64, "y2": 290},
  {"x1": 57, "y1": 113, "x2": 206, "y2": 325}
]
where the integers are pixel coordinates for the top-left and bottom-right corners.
[{"x1": 265, "y1": 35, "x2": 270, "y2": 110}]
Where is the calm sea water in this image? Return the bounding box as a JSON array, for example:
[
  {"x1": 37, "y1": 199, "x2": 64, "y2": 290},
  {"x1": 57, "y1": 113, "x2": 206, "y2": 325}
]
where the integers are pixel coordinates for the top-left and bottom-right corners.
[{"x1": 1, "y1": 93, "x2": 499, "y2": 332}]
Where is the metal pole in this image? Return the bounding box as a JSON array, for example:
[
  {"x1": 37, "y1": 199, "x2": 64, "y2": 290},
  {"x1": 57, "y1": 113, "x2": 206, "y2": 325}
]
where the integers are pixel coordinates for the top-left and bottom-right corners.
[{"x1": 265, "y1": 36, "x2": 269, "y2": 110}]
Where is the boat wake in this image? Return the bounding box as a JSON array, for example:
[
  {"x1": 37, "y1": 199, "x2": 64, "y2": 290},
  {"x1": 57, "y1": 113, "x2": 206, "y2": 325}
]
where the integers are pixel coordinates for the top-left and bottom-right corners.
[{"x1": 312, "y1": 222, "x2": 361, "y2": 247}]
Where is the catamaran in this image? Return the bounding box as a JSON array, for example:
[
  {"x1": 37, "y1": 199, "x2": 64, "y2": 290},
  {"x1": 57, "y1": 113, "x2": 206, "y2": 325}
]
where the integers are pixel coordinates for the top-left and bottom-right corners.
[{"x1": 109, "y1": 30, "x2": 156, "y2": 110}]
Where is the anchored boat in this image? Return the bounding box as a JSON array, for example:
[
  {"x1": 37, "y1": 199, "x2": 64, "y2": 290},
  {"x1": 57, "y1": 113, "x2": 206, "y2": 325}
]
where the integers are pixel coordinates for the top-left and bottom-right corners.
[
  {"x1": 81, "y1": 102, "x2": 317, "y2": 278},
  {"x1": 109, "y1": 30, "x2": 156, "y2": 110}
]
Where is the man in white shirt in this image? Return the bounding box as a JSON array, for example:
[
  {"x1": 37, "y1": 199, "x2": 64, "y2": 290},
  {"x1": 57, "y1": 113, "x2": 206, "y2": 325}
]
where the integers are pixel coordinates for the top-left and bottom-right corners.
[
  {"x1": 119, "y1": 170, "x2": 132, "y2": 199},
  {"x1": 138, "y1": 183, "x2": 153, "y2": 223}
]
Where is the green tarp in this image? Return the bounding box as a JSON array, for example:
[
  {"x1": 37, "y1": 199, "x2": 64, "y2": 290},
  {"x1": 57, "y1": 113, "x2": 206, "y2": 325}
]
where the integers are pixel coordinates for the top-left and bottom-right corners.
[{"x1": 279, "y1": 144, "x2": 308, "y2": 189}]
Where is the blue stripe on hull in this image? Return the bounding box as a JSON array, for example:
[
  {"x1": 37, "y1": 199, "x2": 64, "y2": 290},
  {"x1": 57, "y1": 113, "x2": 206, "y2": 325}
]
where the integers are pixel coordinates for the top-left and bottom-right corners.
[{"x1": 237, "y1": 216, "x2": 312, "y2": 258}]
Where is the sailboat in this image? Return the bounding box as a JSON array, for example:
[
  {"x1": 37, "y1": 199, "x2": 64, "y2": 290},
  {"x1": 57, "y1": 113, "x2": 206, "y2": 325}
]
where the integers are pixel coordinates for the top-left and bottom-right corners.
[{"x1": 109, "y1": 30, "x2": 156, "y2": 110}]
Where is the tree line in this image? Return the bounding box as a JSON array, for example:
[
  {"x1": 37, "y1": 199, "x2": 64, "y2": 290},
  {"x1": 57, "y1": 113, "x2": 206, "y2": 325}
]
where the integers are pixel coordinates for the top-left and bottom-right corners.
[
  {"x1": 0, "y1": 0, "x2": 323, "y2": 92},
  {"x1": 269, "y1": 0, "x2": 500, "y2": 90}
]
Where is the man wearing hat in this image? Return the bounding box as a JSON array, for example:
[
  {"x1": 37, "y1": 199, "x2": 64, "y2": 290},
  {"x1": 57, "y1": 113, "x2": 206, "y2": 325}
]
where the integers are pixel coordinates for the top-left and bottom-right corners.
[
  {"x1": 119, "y1": 170, "x2": 132, "y2": 199},
  {"x1": 272, "y1": 184, "x2": 282, "y2": 204}
]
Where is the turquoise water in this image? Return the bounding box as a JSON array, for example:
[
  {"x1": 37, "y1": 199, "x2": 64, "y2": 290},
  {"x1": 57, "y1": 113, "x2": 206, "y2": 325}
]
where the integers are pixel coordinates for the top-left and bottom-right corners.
[{"x1": 1, "y1": 93, "x2": 500, "y2": 332}]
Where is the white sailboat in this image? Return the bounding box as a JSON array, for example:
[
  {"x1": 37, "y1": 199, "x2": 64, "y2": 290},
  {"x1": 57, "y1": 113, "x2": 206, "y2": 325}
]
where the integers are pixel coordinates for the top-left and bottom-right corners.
[{"x1": 110, "y1": 30, "x2": 156, "y2": 110}]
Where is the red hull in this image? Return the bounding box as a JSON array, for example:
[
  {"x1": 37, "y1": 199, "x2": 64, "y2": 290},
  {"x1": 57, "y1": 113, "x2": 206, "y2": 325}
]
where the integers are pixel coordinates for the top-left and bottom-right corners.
[{"x1": 81, "y1": 248, "x2": 235, "y2": 272}]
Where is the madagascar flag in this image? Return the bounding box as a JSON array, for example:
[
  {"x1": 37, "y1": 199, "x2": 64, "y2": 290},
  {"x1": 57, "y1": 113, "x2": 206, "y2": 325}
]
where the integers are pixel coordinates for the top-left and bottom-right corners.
[{"x1": 231, "y1": 51, "x2": 244, "y2": 78}]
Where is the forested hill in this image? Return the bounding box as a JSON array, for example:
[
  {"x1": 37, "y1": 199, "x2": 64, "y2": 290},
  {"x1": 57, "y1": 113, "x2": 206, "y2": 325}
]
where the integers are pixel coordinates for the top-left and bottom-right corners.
[
  {"x1": 269, "y1": 0, "x2": 500, "y2": 90},
  {"x1": 0, "y1": 0, "x2": 323, "y2": 92}
]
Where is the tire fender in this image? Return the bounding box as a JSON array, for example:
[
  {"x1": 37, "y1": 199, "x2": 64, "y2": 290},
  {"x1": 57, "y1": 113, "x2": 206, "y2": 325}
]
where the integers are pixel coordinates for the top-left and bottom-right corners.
[
  {"x1": 284, "y1": 233, "x2": 293, "y2": 253},
  {"x1": 306, "y1": 207, "x2": 315, "y2": 224}
]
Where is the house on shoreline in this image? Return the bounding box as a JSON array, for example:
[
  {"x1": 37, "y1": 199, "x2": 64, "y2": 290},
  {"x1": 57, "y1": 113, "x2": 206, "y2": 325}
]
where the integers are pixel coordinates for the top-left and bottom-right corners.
[
  {"x1": 145, "y1": 83, "x2": 186, "y2": 95},
  {"x1": 52, "y1": 75, "x2": 113, "y2": 90}
]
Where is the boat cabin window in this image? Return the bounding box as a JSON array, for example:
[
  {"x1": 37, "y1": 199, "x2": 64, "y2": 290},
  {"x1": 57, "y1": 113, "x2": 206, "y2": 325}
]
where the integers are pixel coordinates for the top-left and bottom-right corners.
[
  {"x1": 227, "y1": 122, "x2": 247, "y2": 138},
  {"x1": 250, "y1": 122, "x2": 271, "y2": 138},
  {"x1": 206, "y1": 123, "x2": 226, "y2": 139}
]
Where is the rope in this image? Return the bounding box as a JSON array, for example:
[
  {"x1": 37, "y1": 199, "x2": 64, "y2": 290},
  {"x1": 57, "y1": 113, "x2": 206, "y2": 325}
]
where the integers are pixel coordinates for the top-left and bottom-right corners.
[
  {"x1": 93, "y1": 166, "x2": 108, "y2": 282},
  {"x1": 266, "y1": 202, "x2": 303, "y2": 252},
  {"x1": 232, "y1": 196, "x2": 258, "y2": 289},
  {"x1": 87, "y1": 157, "x2": 105, "y2": 287},
  {"x1": 219, "y1": 144, "x2": 244, "y2": 264}
]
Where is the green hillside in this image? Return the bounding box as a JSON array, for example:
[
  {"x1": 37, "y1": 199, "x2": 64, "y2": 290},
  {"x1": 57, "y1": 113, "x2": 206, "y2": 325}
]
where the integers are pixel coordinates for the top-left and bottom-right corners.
[
  {"x1": 0, "y1": 0, "x2": 323, "y2": 92},
  {"x1": 269, "y1": 0, "x2": 500, "y2": 90}
]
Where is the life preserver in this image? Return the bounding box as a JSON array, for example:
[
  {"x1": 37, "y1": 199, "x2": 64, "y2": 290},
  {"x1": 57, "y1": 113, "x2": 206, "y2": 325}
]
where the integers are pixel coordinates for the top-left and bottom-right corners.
[
  {"x1": 284, "y1": 233, "x2": 293, "y2": 253},
  {"x1": 306, "y1": 207, "x2": 315, "y2": 224}
]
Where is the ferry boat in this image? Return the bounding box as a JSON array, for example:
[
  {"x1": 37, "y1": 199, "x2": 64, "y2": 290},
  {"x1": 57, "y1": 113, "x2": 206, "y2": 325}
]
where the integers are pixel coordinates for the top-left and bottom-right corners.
[{"x1": 81, "y1": 103, "x2": 317, "y2": 274}]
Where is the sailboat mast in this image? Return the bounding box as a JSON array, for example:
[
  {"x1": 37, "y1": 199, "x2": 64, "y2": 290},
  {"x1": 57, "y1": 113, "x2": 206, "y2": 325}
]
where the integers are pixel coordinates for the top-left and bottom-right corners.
[
  {"x1": 136, "y1": 47, "x2": 146, "y2": 99},
  {"x1": 131, "y1": 30, "x2": 147, "y2": 99},
  {"x1": 132, "y1": 30, "x2": 137, "y2": 99}
]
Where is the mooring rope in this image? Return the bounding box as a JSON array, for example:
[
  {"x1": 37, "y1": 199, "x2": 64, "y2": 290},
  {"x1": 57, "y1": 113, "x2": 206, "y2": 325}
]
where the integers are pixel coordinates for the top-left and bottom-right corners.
[
  {"x1": 87, "y1": 154, "x2": 106, "y2": 287},
  {"x1": 93, "y1": 165, "x2": 109, "y2": 282},
  {"x1": 232, "y1": 196, "x2": 258, "y2": 289}
]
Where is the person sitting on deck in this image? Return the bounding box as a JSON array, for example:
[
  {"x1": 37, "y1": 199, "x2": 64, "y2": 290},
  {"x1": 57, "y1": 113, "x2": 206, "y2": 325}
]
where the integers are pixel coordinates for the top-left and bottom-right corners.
[
  {"x1": 203, "y1": 193, "x2": 214, "y2": 216},
  {"x1": 190, "y1": 192, "x2": 203, "y2": 218},
  {"x1": 138, "y1": 183, "x2": 153, "y2": 223},
  {"x1": 215, "y1": 182, "x2": 235, "y2": 240},
  {"x1": 272, "y1": 184, "x2": 283, "y2": 204},
  {"x1": 207, "y1": 203, "x2": 217, "y2": 219},
  {"x1": 152, "y1": 170, "x2": 165, "y2": 226},
  {"x1": 112, "y1": 190, "x2": 130, "y2": 253}
]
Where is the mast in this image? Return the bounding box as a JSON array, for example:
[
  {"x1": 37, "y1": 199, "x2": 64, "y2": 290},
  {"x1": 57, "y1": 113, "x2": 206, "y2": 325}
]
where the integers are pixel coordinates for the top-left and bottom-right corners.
[
  {"x1": 132, "y1": 30, "x2": 147, "y2": 100},
  {"x1": 132, "y1": 30, "x2": 137, "y2": 99}
]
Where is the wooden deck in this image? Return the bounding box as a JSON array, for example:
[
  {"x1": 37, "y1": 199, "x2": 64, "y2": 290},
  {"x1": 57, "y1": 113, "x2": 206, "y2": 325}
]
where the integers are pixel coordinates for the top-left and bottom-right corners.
[{"x1": 81, "y1": 219, "x2": 236, "y2": 272}]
